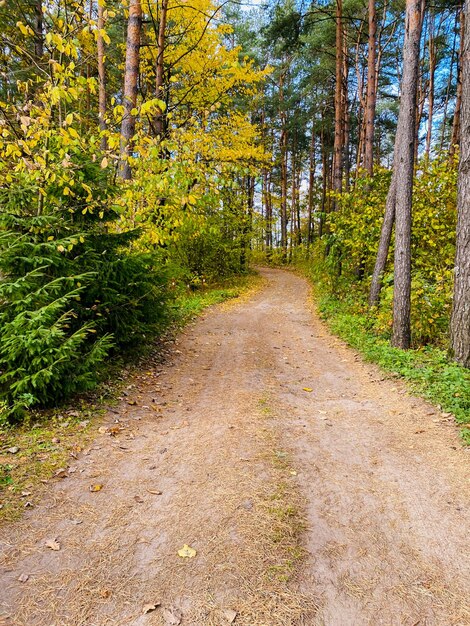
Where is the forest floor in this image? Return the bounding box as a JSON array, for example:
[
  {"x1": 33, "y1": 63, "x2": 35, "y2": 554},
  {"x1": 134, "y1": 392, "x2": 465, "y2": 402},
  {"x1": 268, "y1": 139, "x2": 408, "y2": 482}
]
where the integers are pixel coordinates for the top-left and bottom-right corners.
[{"x1": 0, "y1": 268, "x2": 469, "y2": 626}]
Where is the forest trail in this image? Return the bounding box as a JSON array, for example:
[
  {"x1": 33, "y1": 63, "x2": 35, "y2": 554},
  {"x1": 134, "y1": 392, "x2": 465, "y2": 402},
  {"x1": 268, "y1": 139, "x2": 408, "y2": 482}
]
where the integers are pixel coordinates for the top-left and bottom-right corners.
[{"x1": 1, "y1": 268, "x2": 469, "y2": 626}]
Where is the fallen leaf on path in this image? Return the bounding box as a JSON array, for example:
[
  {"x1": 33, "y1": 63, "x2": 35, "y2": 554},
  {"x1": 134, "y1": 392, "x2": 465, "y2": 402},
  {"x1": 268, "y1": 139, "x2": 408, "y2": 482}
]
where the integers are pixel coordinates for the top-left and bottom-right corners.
[
  {"x1": 178, "y1": 544, "x2": 196, "y2": 558},
  {"x1": 45, "y1": 539, "x2": 60, "y2": 551},
  {"x1": 54, "y1": 468, "x2": 68, "y2": 479},
  {"x1": 162, "y1": 608, "x2": 182, "y2": 625},
  {"x1": 99, "y1": 589, "x2": 111, "y2": 598},
  {"x1": 290, "y1": 470, "x2": 298, "y2": 476},
  {"x1": 302, "y1": 388, "x2": 313, "y2": 393},
  {"x1": 142, "y1": 602, "x2": 160, "y2": 614},
  {"x1": 134, "y1": 495, "x2": 144, "y2": 503},
  {"x1": 18, "y1": 574, "x2": 29, "y2": 583},
  {"x1": 7, "y1": 447, "x2": 19, "y2": 454},
  {"x1": 147, "y1": 489, "x2": 162, "y2": 495},
  {"x1": 89, "y1": 484, "x2": 103, "y2": 492},
  {"x1": 223, "y1": 609, "x2": 237, "y2": 623}
]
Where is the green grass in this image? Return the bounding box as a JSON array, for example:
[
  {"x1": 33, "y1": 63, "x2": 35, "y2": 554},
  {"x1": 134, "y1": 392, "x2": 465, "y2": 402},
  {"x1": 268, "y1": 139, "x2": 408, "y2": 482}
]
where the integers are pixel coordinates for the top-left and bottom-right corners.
[
  {"x1": 0, "y1": 410, "x2": 98, "y2": 521},
  {"x1": 171, "y1": 272, "x2": 262, "y2": 325},
  {"x1": 316, "y1": 292, "x2": 470, "y2": 444}
]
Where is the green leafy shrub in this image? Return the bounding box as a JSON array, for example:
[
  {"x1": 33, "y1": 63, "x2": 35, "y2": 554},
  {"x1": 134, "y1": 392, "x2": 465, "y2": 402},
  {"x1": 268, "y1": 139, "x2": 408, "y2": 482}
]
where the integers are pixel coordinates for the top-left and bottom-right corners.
[
  {"x1": 0, "y1": 162, "x2": 169, "y2": 421},
  {"x1": 324, "y1": 157, "x2": 457, "y2": 347}
]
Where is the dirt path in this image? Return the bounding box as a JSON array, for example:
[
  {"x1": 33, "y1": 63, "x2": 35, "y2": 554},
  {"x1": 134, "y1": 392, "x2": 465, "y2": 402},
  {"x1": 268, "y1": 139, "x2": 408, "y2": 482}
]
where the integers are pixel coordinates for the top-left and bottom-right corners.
[{"x1": 1, "y1": 268, "x2": 469, "y2": 626}]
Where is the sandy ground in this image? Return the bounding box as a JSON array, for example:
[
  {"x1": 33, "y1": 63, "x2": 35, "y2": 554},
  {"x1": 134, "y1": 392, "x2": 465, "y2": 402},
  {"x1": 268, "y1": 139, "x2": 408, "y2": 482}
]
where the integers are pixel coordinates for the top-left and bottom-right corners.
[{"x1": 0, "y1": 268, "x2": 469, "y2": 626}]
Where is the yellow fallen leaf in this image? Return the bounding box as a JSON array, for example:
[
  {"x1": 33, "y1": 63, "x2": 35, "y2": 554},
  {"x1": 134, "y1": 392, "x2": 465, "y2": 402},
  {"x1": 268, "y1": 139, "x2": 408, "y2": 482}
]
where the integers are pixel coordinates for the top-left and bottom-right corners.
[
  {"x1": 90, "y1": 484, "x2": 103, "y2": 492},
  {"x1": 290, "y1": 470, "x2": 298, "y2": 476},
  {"x1": 45, "y1": 539, "x2": 61, "y2": 551},
  {"x1": 142, "y1": 602, "x2": 160, "y2": 614},
  {"x1": 302, "y1": 387, "x2": 313, "y2": 392},
  {"x1": 178, "y1": 544, "x2": 196, "y2": 558}
]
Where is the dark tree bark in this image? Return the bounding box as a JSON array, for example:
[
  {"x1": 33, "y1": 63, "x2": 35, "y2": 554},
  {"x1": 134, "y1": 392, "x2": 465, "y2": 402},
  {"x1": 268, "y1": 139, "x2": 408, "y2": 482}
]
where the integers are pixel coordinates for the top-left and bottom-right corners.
[
  {"x1": 391, "y1": 0, "x2": 424, "y2": 349},
  {"x1": 97, "y1": 1, "x2": 107, "y2": 150},
  {"x1": 451, "y1": 5, "x2": 465, "y2": 156},
  {"x1": 342, "y1": 25, "x2": 350, "y2": 190},
  {"x1": 279, "y1": 71, "x2": 288, "y2": 261},
  {"x1": 296, "y1": 163, "x2": 301, "y2": 245},
  {"x1": 425, "y1": 10, "x2": 436, "y2": 160},
  {"x1": 155, "y1": 0, "x2": 168, "y2": 138},
  {"x1": 307, "y1": 130, "x2": 316, "y2": 245},
  {"x1": 319, "y1": 123, "x2": 329, "y2": 239},
  {"x1": 34, "y1": 0, "x2": 43, "y2": 61},
  {"x1": 364, "y1": 0, "x2": 377, "y2": 176},
  {"x1": 264, "y1": 169, "x2": 273, "y2": 255},
  {"x1": 369, "y1": 176, "x2": 397, "y2": 305},
  {"x1": 451, "y1": 0, "x2": 470, "y2": 367},
  {"x1": 120, "y1": 0, "x2": 142, "y2": 180},
  {"x1": 440, "y1": 10, "x2": 459, "y2": 151},
  {"x1": 332, "y1": 0, "x2": 344, "y2": 200}
]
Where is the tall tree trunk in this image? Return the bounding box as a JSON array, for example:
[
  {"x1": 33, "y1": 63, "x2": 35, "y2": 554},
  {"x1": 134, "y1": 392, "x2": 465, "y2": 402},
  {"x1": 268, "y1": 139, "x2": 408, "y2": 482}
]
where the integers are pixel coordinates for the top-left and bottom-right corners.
[
  {"x1": 451, "y1": 5, "x2": 465, "y2": 156},
  {"x1": 319, "y1": 124, "x2": 329, "y2": 239},
  {"x1": 97, "y1": 0, "x2": 107, "y2": 150},
  {"x1": 291, "y1": 134, "x2": 301, "y2": 248},
  {"x1": 450, "y1": 0, "x2": 470, "y2": 367},
  {"x1": 332, "y1": 0, "x2": 344, "y2": 200},
  {"x1": 369, "y1": 176, "x2": 397, "y2": 305},
  {"x1": 425, "y1": 10, "x2": 436, "y2": 159},
  {"x1": 155, "y1": 0, "x2": 168, "y2": 138},
  {"x1": 296, "y1": 165, "x2": 301, "y2": 245},
  {"x1": 120, "y1": 0, "x2": 142, "y2": 180},
  {"x1": 264, "y1": 169, "x2": 273, "y2": 256},
  {"x1": 307, "y1": 130, "x2": 316, "y2": 245},
  {"x1": 440, "y1": 10, "x2": 459, "y2": 152},
  {"x1": 364, "y1": 0, "x2": 377, "y2": 176},
  {"x1": 34, "y1": 0, "x2": 43, "y2": 61},
  {"x1": 391, "y1": 0, "x2": 424, "y2": 349},
  {"x1": 280, "y1": 127, "x2": 288, "y2": 260},
  {"x1": 279, "y1": 70, "x2": 288, "y2": 261},
  {"x1": 342, "y1": 25, "x2": 350, "y2": 190}
]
